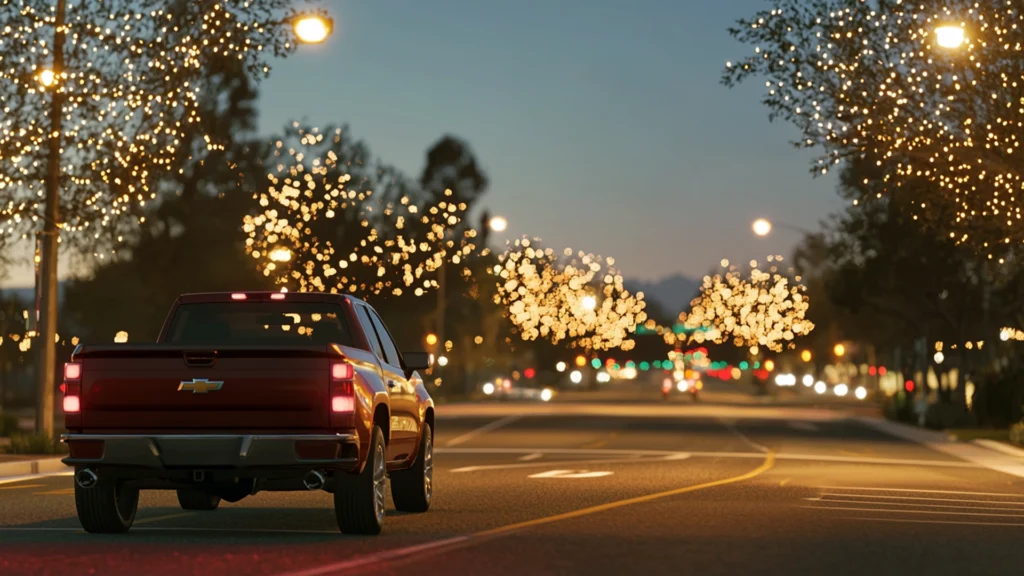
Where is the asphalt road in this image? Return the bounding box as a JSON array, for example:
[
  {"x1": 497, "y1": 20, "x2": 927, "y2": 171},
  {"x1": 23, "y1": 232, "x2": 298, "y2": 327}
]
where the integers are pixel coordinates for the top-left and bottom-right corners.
[{"x1": 2, "y1": 403, "x2": 1024, "y2": 576}]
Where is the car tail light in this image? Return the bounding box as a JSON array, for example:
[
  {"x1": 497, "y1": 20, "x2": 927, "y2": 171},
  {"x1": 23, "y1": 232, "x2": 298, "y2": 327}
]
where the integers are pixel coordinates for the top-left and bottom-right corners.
[
  {"x1": 231, "y1": 293, "x2": 247, "y2": 300},
  {"x1": 331, "y1": 395, "x2": 354, "y2": 413},
  {"x1": 332, "y1": 362, "x2": 354, "y2": 381},
  {"x1": 270, "y1": 293, "x2": 286, "y2": 300}
]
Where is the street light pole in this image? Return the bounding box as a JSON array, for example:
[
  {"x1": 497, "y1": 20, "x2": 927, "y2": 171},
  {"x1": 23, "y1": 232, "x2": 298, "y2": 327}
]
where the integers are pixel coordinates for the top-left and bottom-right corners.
[{"x1": 35, "y1": 0, "x2": 67, "y2": 437}]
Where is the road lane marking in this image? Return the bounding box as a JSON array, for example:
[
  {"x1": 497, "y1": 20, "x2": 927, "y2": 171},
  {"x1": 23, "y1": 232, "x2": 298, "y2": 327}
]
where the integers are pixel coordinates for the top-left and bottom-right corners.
[
  {"x1": 0, "y1": 484, "x2": 44, "y2": 490},
  {"x1": 813, "y1": 486, "x2": 1024, "y2": 497},
  {"x1": 518, "y1": 453, "x2": 543, "y2": 461},
  {"x1": 528, "y1": 469, "x2": 614, "y2": 479},
  {"x1": 821, "y1": 493, "x2": 1024, "y2": 506},
  {"x1": 444, "y1": 415, "x2": 523, "y2": 447},
  {"x1": 134, "y1": 513, "x2": 193, "y2": 525},
  {"x1": 0, "y1": 526, "x2": 343, "y2": 535},
  {"x1": 440, "y1": 447, "x2": 981, "y2": 468},
  {"x1": 0, "y1": 471, "x2": 73, "y2": 486},
  {"x1": 718, "y1": 417, "x2": 770, "y2": 453},
  {"x1": 810, "y1": 497, "x2": 1024, "y2": 512},
  {"x1": 272, "y1": 536, "x2": 472, "y2": 576},
  {"x1": 788, "y1": 421, "x2": 819, "y2": 432},
  {"x1": 802, "y1": 505, "x2": 1024, "y2": 518},
  {"x1": 451, "y1": 456, "x2": 660, "y2": 473},
  {"x1": 474, "y1": 451, "x2": 775, "y2": 536},
  {"x1": 845, "y1": 516, "x2": 1024, "y2": 528},
  {"x1": 270, "y1": 452, "x2": 776, "y2": 576}
]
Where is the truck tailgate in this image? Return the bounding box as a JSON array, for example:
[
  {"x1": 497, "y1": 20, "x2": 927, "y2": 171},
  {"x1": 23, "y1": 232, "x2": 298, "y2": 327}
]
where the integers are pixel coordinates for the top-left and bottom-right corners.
[{"x1": 77, "y1": 348, "x2": 333, "y2": 431}]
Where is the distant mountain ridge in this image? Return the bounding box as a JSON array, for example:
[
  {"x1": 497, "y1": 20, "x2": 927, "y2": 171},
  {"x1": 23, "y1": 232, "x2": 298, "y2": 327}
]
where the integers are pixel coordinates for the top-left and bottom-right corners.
[{"x1": 627, "y1": 274, "x2": 700, "y2": 317}]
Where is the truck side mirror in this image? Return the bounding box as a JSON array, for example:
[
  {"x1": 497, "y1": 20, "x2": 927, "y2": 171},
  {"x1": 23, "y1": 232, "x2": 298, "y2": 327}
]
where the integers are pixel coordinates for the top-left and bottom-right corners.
[{"x1": 402, "y1": 351, "x2": 431, "y2": 371}]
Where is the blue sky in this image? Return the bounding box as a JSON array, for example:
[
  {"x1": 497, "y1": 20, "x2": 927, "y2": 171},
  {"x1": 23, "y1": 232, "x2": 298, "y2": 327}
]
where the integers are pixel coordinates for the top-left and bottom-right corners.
[{"x1": 1, "y1": 0, "x2": 844, "y2": 288}]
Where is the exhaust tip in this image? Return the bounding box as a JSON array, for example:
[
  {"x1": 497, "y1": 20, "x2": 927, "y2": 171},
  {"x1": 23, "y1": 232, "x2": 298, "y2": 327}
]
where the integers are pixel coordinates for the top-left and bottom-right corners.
[
  {"x1": 75, "y1": 468, "x2": 98, "y2": 489},
  {"x1": 302, "y1": 470, "x2": 325, "y2": 491}
]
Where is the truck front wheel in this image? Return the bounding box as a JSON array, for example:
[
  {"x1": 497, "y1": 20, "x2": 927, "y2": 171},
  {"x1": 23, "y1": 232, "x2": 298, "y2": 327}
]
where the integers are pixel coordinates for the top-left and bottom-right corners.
[
  {"x1": 334, "y1": 425, "x2": 386, "y2": 535},
  {"x1": 176, "y1": 489, "x2": 221, "y2": 511},
  {"x1": 74, "y1": 474, "x2": 139, "y2": 533}
]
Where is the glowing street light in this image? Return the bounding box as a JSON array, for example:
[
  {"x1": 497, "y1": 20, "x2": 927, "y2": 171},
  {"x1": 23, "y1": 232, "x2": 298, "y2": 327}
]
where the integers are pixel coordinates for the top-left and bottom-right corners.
[
  {"x1": 268, "y1": 247, "x2": 292, "y2": 262},
  {"x1": 752, "y1": 218, "x2": 773, "y2": 237},
  {"x1": 37, "y1": 68, "x2": 56, "y2": 88},
  {"x1": 935, "y1": 25, "x2": 965, "y2": 49},
  {"x1": 293, "y1": 14, "x2": 333, "y2": 44},
  {"x1": 437, "y1": 355, "x2": 449, "y2": 367},
  {"x1": 833, "y1": 343, "x2": 846, "y2": 358},
  {"x1": 488, "y1": 215, "x2": 508, "y2": 232},
  {"x1": 555, "y1": 361, "x2": 566, "y2": 372},
  {"x1": 425, "y1": 333, "x2": 438, "y2": 346},
  {"x1": 800, "y1": 350, "x2": 812, "y2": 363}
]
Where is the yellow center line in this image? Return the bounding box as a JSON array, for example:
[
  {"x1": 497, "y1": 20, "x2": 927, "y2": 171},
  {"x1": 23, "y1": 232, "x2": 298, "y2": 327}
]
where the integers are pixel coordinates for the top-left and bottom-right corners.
[
  {"x1": 0, "y1": 484, "x2": 45, "y2": 490},
  {"x1": 475, "y1": 451, "x2": 776, "y2": 537},
  {"x1": 134, "y1": 513, "x2": 193, "y2": 526}
]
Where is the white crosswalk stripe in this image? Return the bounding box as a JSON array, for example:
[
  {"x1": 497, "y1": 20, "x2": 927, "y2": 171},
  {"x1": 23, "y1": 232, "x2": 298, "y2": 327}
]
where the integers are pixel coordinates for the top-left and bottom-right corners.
[{"x1": 803, "y1": 487, "x2": 1024, "y2": 527}]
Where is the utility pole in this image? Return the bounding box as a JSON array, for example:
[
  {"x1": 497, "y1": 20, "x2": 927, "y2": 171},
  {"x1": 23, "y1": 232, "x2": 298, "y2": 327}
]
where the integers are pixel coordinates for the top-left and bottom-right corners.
[{"x1": 35, "y1": 0, "x2": 67, "y2": 437}]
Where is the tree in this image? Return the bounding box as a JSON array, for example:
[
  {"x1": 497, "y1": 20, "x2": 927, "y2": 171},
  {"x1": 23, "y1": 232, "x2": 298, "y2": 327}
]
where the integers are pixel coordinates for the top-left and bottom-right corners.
[
  {"x1": 493, "y1": 237, "x2": 647, "y2": 352},
  {"x1": 724, "y1": 0, "x2": 1024, "y2": 253},
  {"x1": 243, "y1": 124, "x2": 480, "y2": 298},
  {"x1": 420, "y1": 136, "x2": 489, "y2": 209},
  {"x1": 0, "y1": 0, "x2": 322, "y2": 435},
  {"x1": 683, "y1": 257, "x2": 814, "y2": 354}
]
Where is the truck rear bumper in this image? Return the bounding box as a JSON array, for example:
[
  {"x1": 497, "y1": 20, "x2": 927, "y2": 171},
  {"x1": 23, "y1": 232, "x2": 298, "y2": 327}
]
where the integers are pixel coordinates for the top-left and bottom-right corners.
[{"x1": 60, "y1": 433, "x2": 360, "y2": 472}]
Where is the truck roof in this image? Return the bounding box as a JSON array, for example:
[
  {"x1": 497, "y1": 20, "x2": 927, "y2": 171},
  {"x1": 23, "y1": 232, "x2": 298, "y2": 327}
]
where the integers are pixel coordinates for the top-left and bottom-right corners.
[{"x1": 176, "y1": 292, "x2": 367, "y2": 305}]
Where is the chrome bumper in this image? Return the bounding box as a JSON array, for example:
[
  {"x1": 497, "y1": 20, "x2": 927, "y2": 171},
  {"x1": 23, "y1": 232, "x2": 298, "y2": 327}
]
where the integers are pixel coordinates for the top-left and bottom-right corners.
[{"x1": 60, "y1": 433, "x2": 359, "y2": 470}]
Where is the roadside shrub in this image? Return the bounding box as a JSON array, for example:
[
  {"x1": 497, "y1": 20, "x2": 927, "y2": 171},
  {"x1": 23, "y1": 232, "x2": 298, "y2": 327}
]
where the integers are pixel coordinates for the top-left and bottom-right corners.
[
  {"x1": 6, "y1": 434, "x2": 67, "y2": 455},
  {"x1": 1010, "y1": 422, "x2": 1024, "y2": 447},
  {"x1": 0, "y1": 414, "x2": 19, "y2": 437}
]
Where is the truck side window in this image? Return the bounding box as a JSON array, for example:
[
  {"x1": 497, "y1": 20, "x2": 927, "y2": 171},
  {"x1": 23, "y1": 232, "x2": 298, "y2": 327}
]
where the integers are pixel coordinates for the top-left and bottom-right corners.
[
  {"x1": 354, "y1": 305, "x2": 384, "y2": 359},
  {"x1": 366, "y1": 309, "x2": 402, "y2": 368}
]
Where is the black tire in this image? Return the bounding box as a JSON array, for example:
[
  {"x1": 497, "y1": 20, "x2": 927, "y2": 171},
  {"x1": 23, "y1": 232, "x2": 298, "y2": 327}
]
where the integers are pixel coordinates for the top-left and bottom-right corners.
[
  {"x1": 390, "y1": 423, "x2": 432, "y2": 513},
  {"x1": 334, "y1": 425, "x2": 387, "y2": 535},
  {"x1": 176, "y1": 489, "x2": 221, "y2": 511},
  {"x1": 74, "y1": 474, "x2": 139, "y2": 534}
]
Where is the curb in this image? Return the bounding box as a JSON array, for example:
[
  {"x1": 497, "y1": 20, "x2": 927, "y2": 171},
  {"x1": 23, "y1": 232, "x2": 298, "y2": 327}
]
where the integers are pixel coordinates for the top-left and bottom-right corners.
[
  {"x1": 974, "y1": 439, "x2": 1024, "y2": 459},
  {"x1": 0, "y1": 457, "x2": 69, "y2": 478}
]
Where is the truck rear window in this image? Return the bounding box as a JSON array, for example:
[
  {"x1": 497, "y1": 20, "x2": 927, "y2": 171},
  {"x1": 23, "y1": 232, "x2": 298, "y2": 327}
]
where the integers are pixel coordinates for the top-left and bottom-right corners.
[{"x1": 164, "y1": 302, "x2": 355, "y2": 347}]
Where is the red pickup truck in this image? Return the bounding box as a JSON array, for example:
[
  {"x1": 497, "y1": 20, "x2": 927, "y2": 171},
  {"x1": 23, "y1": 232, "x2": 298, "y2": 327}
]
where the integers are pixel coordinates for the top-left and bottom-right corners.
[{"x1": 60, "y1": 291, "x2": 434, "y2": 535}]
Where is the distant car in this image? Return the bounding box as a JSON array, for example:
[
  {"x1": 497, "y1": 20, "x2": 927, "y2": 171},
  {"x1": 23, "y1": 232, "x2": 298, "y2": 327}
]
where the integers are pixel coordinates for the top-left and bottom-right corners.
[{"x1": 60, "y1": 292, "x2": 434, "y2": 535}]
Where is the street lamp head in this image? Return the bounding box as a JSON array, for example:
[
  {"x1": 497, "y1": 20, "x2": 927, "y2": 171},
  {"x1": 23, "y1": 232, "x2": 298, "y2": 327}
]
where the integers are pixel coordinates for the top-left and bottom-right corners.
[
  {"x1": 37, "y1": 68, "x2": 56, "y2": 88},
  {"x1": 293, "y1": 14, "x2": 333, "y2": 44},
  {"x1": 752, "y1": 218, "x2": 772, "y2": 237},
  {"x1": 488, "y1": 215, "x2": 508, "y2": 232},
  {"x1": 935, "y1": 25, "x2": 965, "y2": 49}
]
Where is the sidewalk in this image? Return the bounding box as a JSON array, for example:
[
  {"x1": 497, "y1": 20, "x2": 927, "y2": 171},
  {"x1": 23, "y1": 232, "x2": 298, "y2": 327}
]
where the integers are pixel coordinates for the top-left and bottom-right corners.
[{"x1": 0, "y1": 454, "x2": 68, "y2": 478}]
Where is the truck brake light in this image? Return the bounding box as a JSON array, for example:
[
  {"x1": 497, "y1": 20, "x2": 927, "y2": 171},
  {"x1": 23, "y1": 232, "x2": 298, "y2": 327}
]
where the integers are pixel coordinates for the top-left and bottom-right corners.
[
  {"x1": 63, "y1": 395, "x2": 81, "y2": 413},
  {"x1": 231, "y1": 293, "x2": 247, "y2": 300},
  {"x1": 331, "y1": 362, "x2": 354, "y2": 381},
  {"x1": 64, "y1": 362, "x2": 81, "y2": 381},
  {"x1": 331, "y1": 396, "x2": 354, "y2": 413},
  {"x1": 270, "y1": 293, "x2": 286, "y2": 300}
]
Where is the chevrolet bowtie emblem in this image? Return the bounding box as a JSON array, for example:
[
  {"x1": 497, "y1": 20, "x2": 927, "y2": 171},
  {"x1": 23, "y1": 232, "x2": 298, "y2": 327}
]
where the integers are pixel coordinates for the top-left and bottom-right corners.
[{"x1": 178, "y1": 378, "x2": 224, "y2": 394}]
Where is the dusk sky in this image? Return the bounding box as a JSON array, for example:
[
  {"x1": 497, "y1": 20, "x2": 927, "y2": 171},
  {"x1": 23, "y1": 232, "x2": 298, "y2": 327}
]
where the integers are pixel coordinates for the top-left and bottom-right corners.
[{"x1": 2, "y1": 0, "x2": 845, "y2": 288}]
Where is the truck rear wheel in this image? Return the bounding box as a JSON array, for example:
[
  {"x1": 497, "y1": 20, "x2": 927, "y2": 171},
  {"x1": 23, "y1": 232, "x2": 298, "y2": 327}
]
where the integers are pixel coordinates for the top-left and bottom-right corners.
[
  {"x1": 176, "y1": 489, "x2": 221, "y2": 511},
  {"x1": 334, "y1": 425, "x2": 386, "y2": 535},
  {"x1": 74, "y1": 475, "x2": 139, "y2": 534},
  {"x1": 390, "y1": 423, "x2": 432, "y2": 513}
]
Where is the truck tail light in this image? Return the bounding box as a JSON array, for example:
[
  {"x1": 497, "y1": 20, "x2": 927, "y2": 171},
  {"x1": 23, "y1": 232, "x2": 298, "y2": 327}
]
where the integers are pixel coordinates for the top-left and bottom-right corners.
[
  {"x1": 331, "y1": 362, "x2": 354, "y2": 381},
  {"x1": 330, "y1": 379, "x2": 354, "y2": 414},
  {"x1": 63, "y1": 362, "x2": 82, "y2": 414},
  {"x1": 231, "y1": 293, "x2": 247, "y2": 300}
]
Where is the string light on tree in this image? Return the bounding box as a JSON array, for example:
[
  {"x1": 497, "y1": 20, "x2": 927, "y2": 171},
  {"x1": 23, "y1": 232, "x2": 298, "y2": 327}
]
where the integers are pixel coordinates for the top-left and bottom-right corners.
[
  {"x1": 725, "y1": 0, "x2": 1024, "y2": 256},
  {"x1": 682, "y1": 256, "x2": 814, "y2": 353},
  {"x1": 493, "y1": 237, "x2": 647, "y2": 352},
  {"x1": 243, "y1": 126, "x2": 479, "y2": 297}
]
